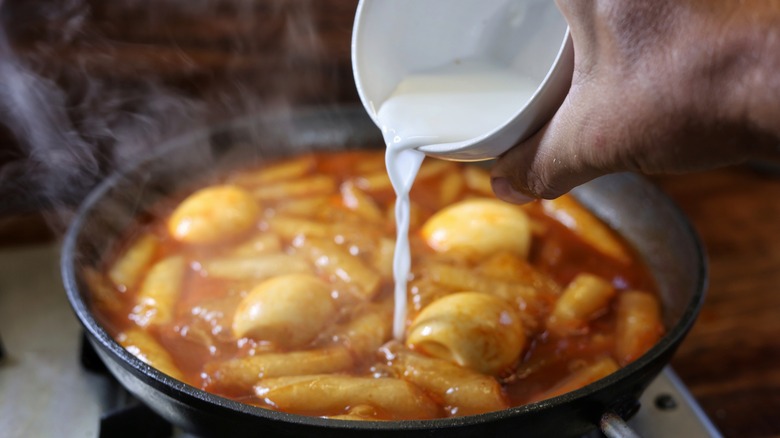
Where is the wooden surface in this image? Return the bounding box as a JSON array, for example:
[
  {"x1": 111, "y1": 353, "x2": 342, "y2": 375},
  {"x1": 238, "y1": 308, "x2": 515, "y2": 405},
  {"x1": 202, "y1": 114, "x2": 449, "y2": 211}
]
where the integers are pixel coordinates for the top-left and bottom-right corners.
[
  {"x1": 658, "y1": 167, "x2": 780, "y2": 438},
  {"x1": 2, "y1": 1, "x2": 780, "y2": 436}
]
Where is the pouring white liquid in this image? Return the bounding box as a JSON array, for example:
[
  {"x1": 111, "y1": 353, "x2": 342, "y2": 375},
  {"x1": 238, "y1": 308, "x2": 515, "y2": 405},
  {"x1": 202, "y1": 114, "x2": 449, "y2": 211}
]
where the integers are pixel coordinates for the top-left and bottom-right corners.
[{"x1": 378, "y1": 60, "x2": 538, "y2": 340}]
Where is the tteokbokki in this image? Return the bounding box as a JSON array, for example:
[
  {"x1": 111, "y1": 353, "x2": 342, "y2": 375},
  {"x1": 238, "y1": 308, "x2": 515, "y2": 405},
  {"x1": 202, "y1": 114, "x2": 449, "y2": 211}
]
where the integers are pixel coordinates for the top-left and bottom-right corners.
[{"x1": 85, "y1": 150, "x2": 663, "y2": 420}]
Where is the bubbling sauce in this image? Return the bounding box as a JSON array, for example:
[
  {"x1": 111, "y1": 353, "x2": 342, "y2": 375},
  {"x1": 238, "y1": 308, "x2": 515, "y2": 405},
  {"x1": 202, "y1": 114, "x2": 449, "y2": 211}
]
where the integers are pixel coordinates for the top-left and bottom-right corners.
[
  {"x1": 88, "y1": 150, "x2": 664, "y2": 420},
  {"x1": 378, "y1": 60, "x2": 538, "y2": 340}
]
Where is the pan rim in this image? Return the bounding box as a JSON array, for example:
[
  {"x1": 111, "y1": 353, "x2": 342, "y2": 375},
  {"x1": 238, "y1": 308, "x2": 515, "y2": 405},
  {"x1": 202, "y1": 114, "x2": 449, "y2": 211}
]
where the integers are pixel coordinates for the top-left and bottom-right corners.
[{"x1": 61, "y1": 105, "x2": 708, "y2": 432}]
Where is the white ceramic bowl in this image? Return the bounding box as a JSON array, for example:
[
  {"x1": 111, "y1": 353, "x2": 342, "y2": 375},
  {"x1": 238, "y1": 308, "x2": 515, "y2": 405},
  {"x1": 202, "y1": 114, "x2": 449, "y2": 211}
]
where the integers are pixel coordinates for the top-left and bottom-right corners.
[{"x1": 352, "y1": 0, "x2": 574, "y2": 161}]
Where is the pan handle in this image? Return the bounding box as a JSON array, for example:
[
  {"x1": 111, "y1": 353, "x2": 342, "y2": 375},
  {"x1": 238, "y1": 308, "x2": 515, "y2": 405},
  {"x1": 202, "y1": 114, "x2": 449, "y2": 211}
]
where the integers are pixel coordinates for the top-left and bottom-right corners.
[{"x1": 600, "y1": 411, "x2": 641, "y2": 438}]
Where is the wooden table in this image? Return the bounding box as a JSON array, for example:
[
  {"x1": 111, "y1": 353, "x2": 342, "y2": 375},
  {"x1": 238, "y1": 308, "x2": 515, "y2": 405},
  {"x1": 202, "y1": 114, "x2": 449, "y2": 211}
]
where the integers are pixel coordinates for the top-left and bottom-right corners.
[
  {"x1": 658, "y1": 167, "x2": 780, "y2": 438},
  {"x1": 1, "y1": 1, "x2": 779, "y2": 436}
]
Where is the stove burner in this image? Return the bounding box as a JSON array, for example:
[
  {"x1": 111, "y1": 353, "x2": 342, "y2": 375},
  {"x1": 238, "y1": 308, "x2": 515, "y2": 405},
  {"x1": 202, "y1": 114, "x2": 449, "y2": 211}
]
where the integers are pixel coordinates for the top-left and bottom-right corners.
[
  {"x1": 100, "y1": 402, "x2": 172, "y2": 438},
  {"x1": 80, "y1": 332, "x2": 174, "y2": 438}
]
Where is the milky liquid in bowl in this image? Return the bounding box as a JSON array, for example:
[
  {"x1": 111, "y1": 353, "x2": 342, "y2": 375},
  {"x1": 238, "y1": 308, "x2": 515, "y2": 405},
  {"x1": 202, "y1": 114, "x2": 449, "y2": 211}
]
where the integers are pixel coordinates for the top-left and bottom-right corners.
[{"x1": 379, "y1": 60, "x2": 538, "y2": 339}]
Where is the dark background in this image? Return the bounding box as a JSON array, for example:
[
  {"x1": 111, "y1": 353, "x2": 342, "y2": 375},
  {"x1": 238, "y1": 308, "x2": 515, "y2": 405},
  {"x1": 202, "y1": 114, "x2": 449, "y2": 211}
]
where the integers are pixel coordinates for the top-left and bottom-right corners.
[{"x1": 0, "y1": 0, "x2": 359, "y2": 217}]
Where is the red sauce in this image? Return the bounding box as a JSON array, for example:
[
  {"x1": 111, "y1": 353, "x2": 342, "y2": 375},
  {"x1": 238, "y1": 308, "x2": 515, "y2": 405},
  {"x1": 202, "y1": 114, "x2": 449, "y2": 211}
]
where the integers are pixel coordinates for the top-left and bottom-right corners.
[{"x1": 89, "y1": 150, "x2": 662, "y2": 419}]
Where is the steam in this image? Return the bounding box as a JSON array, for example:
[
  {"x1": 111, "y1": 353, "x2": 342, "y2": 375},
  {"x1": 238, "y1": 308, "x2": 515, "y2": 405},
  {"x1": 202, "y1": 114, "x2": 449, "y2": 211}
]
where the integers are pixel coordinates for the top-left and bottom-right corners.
[
  {"x1": 0, "y1": 34, "x2": 99, "y2": 211},
  {"x1": 0, "y1": 0, "x2": 349, "y2": 230}
]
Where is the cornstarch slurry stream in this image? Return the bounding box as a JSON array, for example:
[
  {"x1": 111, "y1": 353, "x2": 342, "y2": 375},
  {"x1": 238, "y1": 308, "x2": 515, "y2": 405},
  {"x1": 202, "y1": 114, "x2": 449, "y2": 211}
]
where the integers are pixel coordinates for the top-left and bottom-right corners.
[{"x1": 377, "y1": 60, "x2": 538, "y2": 340}]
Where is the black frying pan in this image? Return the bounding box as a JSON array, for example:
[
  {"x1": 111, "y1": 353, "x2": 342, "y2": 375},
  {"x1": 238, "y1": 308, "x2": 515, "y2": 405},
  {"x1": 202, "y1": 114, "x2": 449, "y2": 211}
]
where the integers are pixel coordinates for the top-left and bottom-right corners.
[{"x1": 61, "y1": 106, "x2": 707, "y2": 437}]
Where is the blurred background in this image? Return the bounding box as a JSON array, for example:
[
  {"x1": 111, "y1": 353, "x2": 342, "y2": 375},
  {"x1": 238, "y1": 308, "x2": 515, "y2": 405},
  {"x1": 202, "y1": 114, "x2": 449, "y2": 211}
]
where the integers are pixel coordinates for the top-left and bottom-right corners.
[
  {"x1": 0, "y1": 0, "x2": 359, "y2": 226},
  {"x1": 0, "y1": 1, "x2": 779, "y2": 436}
]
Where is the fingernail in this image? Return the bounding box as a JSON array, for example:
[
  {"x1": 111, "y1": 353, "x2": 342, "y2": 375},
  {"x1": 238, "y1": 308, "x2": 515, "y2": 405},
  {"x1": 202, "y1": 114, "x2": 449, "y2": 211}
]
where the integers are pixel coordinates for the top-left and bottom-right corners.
[{"x1": 491, "y1": 177, "x2": 534, "y2": 204}]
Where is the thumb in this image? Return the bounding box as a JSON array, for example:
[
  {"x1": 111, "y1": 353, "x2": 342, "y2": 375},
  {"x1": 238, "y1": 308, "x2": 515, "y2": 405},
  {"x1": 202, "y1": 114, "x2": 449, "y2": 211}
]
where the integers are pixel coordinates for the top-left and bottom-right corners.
[{"x1": 490, "y1": 99, "x2": 614, "y2": 204}]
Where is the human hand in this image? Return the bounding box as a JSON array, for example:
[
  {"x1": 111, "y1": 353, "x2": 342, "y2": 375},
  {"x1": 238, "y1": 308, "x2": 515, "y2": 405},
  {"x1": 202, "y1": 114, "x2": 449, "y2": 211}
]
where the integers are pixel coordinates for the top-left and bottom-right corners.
[{"x1": 491, "y1": 0, "x2": 780, "y2": 204}]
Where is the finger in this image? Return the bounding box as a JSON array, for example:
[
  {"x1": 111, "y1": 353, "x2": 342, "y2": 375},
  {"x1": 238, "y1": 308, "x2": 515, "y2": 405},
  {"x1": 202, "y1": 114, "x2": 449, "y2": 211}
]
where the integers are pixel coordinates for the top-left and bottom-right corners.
[{"x1": 490, "y1": 97, "x2": 612, "y2": 203}]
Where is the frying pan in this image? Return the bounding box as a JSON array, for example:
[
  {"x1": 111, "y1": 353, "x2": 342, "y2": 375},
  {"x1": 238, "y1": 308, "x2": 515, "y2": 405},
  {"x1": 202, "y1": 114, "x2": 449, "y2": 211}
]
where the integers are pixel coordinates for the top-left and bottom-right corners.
[{"x1": 62, "y1": 106, "x2": 707, "y2": 437}]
